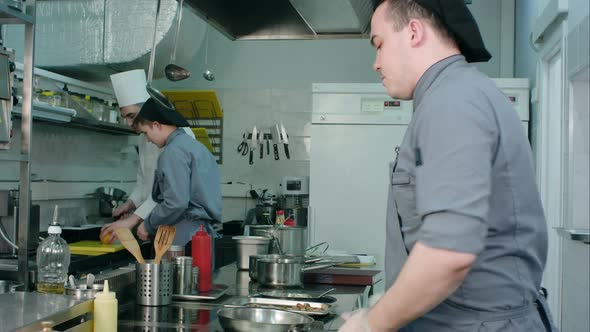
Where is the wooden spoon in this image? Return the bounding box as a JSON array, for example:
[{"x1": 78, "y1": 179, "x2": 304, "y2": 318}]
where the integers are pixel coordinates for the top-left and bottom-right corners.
[
  {"x1": 154, "y1": 225, "x2": 176, "y2": 264},
  {"x1": 114, "y1": 228, "x2": 145, "y2": 264}
]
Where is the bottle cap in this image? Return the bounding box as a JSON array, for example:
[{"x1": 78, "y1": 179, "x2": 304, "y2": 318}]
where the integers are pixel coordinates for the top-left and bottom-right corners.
[
  {"x1": 48, "y1": 205, "x2": 61, "y2": 234},
  {"x1": 47, "y1": 225, "x2": 62, "y2": 235},
  {"x1": 195, "y1": 224, "x2": 208, "y2": 237},
  {"x1": 95, "y1": 280, "x2": 116, "y2": 300}
]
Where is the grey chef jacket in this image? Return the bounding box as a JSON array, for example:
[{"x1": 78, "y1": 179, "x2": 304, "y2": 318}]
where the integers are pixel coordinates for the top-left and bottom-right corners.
[
  {"x1": 385, "y1": 55, "x2": 557, "y2": 331},
  {"x1": 144, "y1": 128, "x2": 222, "y2": 246}
]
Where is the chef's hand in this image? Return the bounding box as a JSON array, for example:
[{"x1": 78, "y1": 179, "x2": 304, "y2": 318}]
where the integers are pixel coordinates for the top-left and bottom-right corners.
[
  {"x1": 100, "y1": 215, "x2": 141, "y2": 244},
  {"x1": 112, "y1": 200, "x2": 135, "y2": 218},
  {"x1": 137, "y1": 222, "x2": 150, "y2": 241},
  {"x1": 339, "y1": 309, "x2": 380, "y2": 332}
]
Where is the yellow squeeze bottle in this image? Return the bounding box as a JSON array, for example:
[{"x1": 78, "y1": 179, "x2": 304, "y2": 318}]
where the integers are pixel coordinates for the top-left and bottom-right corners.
[{"x1": 94, "y1": 280, "x2": 117, "y2": 332}]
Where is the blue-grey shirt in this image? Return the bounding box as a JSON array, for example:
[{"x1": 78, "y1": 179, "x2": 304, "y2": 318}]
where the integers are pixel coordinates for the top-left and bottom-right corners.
[
  {"x1": 386, "y1": 55, "x2": 554, "y2": 330},
  {"x1": 145, "y1": 129, "x2": 222, "y2": 246}
]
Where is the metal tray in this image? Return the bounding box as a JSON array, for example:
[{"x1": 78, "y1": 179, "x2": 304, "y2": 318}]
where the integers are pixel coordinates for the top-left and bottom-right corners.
[
  {"x1": 254, "y1": 290, "x2": 338, "y2": 303},
  {"x1": 172, "y1": 284, "x2": 229, "y2": 301},
  {"x1": 225, "y1": 297, "x2": 333, "y2": 316}
]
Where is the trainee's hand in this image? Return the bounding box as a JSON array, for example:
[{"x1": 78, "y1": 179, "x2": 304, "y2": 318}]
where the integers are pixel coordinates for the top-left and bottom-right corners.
[
  {"x1": 137, "y1": 222, "x2": 150, "y2": 241},
  {"x1": 100, "y1": 216, "x2": 140, "y2": 244},
  {"x1": 339, "y1": 309, "x2": 373, "y2": 332},
  {"x1": 112, "y1": 201, "x2": 133, "y2": 218}
]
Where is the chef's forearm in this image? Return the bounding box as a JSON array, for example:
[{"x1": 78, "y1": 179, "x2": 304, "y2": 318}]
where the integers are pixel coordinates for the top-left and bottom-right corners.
[
  {"x1": 143, "y1": 202, "x2": 186, "y2": 235},
  {"x1": 368, "y1": 242, "x2": 476, "y2": 331}
]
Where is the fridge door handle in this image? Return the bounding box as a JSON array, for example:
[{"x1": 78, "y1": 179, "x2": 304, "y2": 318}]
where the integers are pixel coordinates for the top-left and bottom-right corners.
[{"x1": 308, "y1": 205, "x2": 314, "y2": 248}]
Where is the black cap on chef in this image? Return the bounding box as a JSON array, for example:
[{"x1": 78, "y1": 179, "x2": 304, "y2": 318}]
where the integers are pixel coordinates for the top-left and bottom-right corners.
[
  {"x1": 414, "y1": 0, "x2": 491, "y2": 63},
  {"x1": 135, "y1": 98, "x2": 190, "y2": 127}
]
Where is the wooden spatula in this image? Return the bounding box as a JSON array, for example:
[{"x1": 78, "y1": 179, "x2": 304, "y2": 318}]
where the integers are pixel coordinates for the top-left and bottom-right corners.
[
  {"x1": 114, "y1": 228, "x2": 145, "y2": 264},
  {"x1": 154, "y1": 225, "x2": 176, "y2": 264}
]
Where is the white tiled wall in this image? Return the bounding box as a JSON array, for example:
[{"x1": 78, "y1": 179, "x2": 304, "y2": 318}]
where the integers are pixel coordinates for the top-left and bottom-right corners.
[
  {"x1": 0, "y1": 120, "x2": 137, "y2": 231},
  {"x1": 215, "y1": 88, "x2": 313, "y2": 221}
]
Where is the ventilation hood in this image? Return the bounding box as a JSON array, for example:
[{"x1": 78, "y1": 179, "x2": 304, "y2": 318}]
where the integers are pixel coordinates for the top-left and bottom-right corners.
[
  {"x1": 33, "y1": 0, "x2": 207, "y2": 81},
  {"x1": 185, "y1": 0, "x2": 380, "y2": 40}
]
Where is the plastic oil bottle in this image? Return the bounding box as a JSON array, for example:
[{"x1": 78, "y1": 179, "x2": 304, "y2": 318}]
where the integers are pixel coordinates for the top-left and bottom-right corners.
[
  {"x1": 94, "y1": 280, "x2": 117, "y2": 332},
  {"x1": 36, "y1": 206, "x2": 70, "y2": 294}
]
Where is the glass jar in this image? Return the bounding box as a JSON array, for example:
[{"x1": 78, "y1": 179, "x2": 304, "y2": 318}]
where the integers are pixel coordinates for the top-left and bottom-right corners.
[
  {"x1": 84, "y1": 95, "x2": 94, "y2": 117},
  {"x1": 91, "y1": 97, "x2": 106, "y2": 121},
  {"x1": 41, "y1": 91, "x2": 61, "y2": 107}
]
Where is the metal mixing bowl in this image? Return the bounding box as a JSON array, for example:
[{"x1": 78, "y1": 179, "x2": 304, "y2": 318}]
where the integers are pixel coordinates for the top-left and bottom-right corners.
[{"x1": 217, "y1": 307, "x2": 313, "y2": 332}]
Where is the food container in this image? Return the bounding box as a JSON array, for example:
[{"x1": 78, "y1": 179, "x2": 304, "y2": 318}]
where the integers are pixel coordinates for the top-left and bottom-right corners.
[
  {"x1": 217, "y1": 307, "x2": 314, "y2": 332},
  {"x1": 0, "y1": 280, "x2": 21, "y2": 294},
  {"x1": 224, "y1": 297, "x2": 332, "y2": 316},
  {"x1": 165, "y1": 245, "x2": 185, "y2": 261},
  {"x1": 191, "y1": 266, "x2": 199, "y2": 294},
  {"x1": 232, "y1": 236, "x2": 271, "y2": 270},
  {"x1": 65, "y1": 284, "x2": 104, "y2": 300},
  {"x1": 172, "y1": 256, "x2": 192, "y2": 295},
  {"x1": 136, "y1": 260, "x2": 174, "y2": 306},
  {"x1": 254, "y1": 290, "x2": 338, "y2": 304}
]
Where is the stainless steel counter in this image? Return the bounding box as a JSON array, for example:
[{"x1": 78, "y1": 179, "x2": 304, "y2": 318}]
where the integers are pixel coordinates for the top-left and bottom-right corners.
[
  {"x1": 0, "y1": 292, "x2": 93, "y2": 332},
  {"x1": 117, "y1": 264, "x2": 374, "y2": 331}
]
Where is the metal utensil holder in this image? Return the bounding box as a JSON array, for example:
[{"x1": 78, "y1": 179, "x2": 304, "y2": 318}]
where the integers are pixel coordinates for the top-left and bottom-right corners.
[{"x1": 136, "y1": 260, "x2": 174, "y2": 306}]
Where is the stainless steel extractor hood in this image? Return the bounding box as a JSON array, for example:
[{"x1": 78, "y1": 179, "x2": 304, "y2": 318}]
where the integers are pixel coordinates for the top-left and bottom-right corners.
[
  {"x1": 31, "y1": 0, "x2": 207, "y2": 81},
  {"x1": 184, "y1": 0, "x2": 380, "y2": 40}
]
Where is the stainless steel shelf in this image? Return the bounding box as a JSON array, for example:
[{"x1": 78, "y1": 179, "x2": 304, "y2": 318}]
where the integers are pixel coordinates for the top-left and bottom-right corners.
[
  {"x1": 0, "y1": 3, "x2": 34, "y2": 24},
  {"x1": 555, "y1": 227, "x2": 590, "y2": 244},
  {"x1": 68, "y1": 116, "x2": 137, "y2": 135},
  {"x1": 13, "y1": 107, "x2": 136, "y2": 136}
]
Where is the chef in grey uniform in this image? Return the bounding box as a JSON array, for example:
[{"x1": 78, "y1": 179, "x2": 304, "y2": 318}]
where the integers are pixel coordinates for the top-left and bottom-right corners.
[
  {"x1": 133, "y1": 98, "x2": 222, "y2": 250},
  {"x1": 339, "y1": 1, "x2": 558, "y2": 331}
]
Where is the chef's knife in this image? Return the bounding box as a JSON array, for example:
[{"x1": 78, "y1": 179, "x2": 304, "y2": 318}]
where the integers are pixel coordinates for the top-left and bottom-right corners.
[
  {"x1": 250, "y1": 126, "x2": 257, "y2": 165},
  {"x1": 273, "y1": 125, "x2": 281, "y2": 160},
  {"x1": 280, "y1": 123, "x2": 290, "y2": 159},
  {"x1": 259, "y1": 132, "x2": 264, "y2": 159},
  {"x1": 266, "y1": 129, "x2": 270, "y2": 155}
]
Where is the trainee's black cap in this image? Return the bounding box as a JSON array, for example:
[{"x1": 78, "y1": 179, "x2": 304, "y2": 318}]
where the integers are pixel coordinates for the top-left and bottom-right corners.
[
  {"x1": 136, "y1": 98, "x2": 189, "y2": 127},
  {"x1": 415, "y1": 0, "x2": 491, "y2": 63}
]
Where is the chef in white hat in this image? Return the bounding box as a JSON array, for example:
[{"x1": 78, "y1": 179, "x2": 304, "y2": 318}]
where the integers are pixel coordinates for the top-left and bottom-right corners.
[{"x1": 100, "y1": 69, "x2": 195, "y2": 243}]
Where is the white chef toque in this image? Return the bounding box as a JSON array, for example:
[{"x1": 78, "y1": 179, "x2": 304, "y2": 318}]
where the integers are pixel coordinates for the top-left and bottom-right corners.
[{"x1": 110, "y1": 69, "x2": 150, "y2": 108}]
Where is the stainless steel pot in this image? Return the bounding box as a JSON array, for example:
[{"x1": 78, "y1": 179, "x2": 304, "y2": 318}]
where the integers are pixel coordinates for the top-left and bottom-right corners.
[
  {"x1": 272, "y1": 227, "x2": 306, "y2": 255},
  {"x1": 217, "y1": 307, "x2": 313, "y2": 332},
  {"x1": 233, "y1": 236, "x2": 271, "y2": 270},
  {"x1": 248, "y1": 255, "x2": 320, "y2": 281},
  {"x1": 253, "y1": 226, "x2": 307, "y2": 256},
  {"x1": 256, "y1": 258, "x2": 333, "y2": 288}
]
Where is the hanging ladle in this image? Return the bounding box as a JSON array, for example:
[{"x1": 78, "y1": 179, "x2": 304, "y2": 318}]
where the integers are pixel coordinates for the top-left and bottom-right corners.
[
  {"x1": 202, "y1": 24, "x2": 215, "y2": 81},
  {"x1": 164, "y1": 0, "x2": 190, "y2": 82},
  {"x1": 146, "y1": 0, "x2": 175, "y2": 111}
]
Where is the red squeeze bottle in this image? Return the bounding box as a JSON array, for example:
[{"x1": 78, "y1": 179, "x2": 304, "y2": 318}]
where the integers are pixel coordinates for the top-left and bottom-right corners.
[{"x1": 192, "y1": 224, "x2": 212, "y2": 292}]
